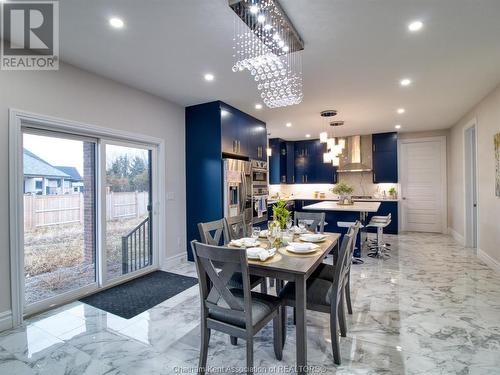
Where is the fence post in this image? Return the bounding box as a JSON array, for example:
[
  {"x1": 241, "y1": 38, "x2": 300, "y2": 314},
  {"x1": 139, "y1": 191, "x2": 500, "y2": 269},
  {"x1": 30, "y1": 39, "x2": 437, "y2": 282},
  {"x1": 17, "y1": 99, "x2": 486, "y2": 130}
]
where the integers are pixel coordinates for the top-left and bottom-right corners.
[{"x1": 135, "y1": 191, "x2": 139, "y2": 218}]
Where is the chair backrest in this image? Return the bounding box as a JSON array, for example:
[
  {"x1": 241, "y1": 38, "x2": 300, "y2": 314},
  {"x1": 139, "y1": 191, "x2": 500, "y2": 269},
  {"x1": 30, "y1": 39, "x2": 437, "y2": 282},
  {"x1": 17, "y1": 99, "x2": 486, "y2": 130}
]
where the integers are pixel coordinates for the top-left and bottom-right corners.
[
  {"x1": 224, "y1": 214, "x2": 248, "y2": 241},
  {"x1": 294, "y1": 211, "x2": 326, "y2": 233},
  {"x1": 191, "y1": 240, "x2": 252, "y2": 325},
  {"x1": 198, "y1": 219, "x2": 228, "y2": 246},
  {"x1": 330, "y1": 227, "x2": 354, "y2": 305},
  {"x1": 344, "y1": 221, "x2": 361, "y2": 275}
]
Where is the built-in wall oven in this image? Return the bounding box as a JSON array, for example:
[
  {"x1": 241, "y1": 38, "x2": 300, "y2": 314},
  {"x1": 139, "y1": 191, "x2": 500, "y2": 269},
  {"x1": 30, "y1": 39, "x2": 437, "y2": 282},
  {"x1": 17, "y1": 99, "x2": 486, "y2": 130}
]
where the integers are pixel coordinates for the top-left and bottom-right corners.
[{"x1": 251, "y1": 160, "x2": 268, "y2": 225}]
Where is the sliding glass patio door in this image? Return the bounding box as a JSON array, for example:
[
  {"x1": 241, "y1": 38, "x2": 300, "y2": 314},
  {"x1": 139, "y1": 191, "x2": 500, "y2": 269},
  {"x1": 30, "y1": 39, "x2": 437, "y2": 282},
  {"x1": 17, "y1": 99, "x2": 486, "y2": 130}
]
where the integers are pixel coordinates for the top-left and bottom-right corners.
[
  {"x1": 22, "y1": 130, "x2": 98, "y2": 313},
  {"x1": 21, "y1": 128, "x2": 158, "y2": 316},
  {"x1": 103, "y1": 142, "x2": 154, "y2": 284}
]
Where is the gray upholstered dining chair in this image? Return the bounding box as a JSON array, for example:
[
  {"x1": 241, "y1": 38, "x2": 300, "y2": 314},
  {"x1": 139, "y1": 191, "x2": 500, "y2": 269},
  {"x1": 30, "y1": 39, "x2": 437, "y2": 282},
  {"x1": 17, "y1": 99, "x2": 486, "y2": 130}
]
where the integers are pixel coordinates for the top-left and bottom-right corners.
[
  {"x1": 191, "y1": 240, "x2": 283, "y2": 374},
  {"x1": 294, "y1": 211, "x2": 326, "y2": 233},
  {"x1": 279, "y1": 228, "x2": 354, "y2": 365},
  {"x1": 312, "y1": 221, "x2": 361, "y2": 315}
]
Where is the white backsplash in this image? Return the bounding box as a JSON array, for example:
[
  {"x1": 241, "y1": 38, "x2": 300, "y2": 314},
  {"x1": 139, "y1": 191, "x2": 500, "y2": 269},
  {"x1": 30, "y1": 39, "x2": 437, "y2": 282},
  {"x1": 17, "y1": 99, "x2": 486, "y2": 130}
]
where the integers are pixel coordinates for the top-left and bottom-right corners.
[{"x1": 269, "y1": 172, "x2": 398, "y2": 199}]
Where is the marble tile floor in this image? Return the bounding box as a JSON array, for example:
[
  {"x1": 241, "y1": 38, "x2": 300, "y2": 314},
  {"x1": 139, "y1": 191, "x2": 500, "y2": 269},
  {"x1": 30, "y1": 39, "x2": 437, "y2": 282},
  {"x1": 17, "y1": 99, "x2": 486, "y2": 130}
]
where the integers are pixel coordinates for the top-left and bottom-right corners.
[{"x1": 1, "y1": 232, "x2": 500, "y2": 374}]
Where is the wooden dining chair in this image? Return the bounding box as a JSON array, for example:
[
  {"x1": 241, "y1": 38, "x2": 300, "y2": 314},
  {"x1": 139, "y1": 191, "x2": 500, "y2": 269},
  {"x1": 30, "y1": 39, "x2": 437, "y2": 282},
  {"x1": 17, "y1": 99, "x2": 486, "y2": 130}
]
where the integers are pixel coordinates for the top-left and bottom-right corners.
[
  {"x1": 191, "y1": 240, "x2": 283, "y2": 374},
  {"x1": 279, "y1": 228, "x2": 354, "y2": 365},
  {"x1": 224, "y1": 214, "x2": 249, "y2": 241},
  {"x1": 294, "y1": 211, "x2": 326, "y2": 233},
  {"x1": 312, "y1": 221, "x2": 361, "y2": 315},
  {"x1": 198, "y1": 219, "x2": 268, "y2": 345}
]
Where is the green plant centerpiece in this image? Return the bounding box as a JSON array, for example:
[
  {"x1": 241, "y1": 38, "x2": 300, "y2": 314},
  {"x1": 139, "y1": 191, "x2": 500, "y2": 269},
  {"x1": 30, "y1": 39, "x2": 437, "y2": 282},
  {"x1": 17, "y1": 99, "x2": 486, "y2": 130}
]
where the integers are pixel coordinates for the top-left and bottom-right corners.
[
  {"x1": 331, "y1": 182, "x2": 354, "y2": 205},
  {"x1": 388, "y1": 186, "x2": 397, "y2": 198},
  {"x1": 272, "y1": 199, "x2": 291, "y2": 229}
]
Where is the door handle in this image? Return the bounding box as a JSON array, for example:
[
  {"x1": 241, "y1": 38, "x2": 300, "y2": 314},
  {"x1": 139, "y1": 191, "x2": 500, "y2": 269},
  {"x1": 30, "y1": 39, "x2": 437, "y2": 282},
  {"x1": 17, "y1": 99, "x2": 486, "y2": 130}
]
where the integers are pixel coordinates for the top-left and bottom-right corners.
[
  {"x1": 402, "y1": 197, "x2": 407, "y2": 200},
  {"x1": 305, "y1": 175, "x2": 308, "y2": 182}
]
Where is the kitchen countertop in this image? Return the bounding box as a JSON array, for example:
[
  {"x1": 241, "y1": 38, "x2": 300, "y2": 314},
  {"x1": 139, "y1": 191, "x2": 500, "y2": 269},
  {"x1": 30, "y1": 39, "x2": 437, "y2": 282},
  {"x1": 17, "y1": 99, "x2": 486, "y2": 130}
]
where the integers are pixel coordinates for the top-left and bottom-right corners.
[
  {"x1": 268, "y1": 196, "x2": 399, "y2": 204},
  {"x1": 302, "y1": 200, "x2": 381, "y2": 212}
]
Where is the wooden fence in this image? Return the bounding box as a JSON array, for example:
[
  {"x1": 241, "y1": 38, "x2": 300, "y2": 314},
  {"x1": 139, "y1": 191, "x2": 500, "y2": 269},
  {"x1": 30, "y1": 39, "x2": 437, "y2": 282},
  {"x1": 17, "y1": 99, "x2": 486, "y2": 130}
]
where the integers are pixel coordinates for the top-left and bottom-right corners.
[{"x1": 24, "y1": 192, "x2": 149, "y2": 230}]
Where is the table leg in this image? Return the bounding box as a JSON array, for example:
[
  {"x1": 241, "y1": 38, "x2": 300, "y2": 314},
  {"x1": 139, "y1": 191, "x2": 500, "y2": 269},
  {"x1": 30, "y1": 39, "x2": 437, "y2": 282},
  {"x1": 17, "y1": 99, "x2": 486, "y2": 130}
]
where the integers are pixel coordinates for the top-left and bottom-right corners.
[{"x1": 295, "y1": 275, "x2": 307, "y2": 374}]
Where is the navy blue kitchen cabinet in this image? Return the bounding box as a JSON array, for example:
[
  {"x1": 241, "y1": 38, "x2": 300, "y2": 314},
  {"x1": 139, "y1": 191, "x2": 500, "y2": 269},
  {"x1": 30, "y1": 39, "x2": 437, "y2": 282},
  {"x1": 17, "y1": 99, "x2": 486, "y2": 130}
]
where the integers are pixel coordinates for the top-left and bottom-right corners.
[
  {"x1": 269, "y1": 138, "x2": 294, "y2": 184},
  {"x1": 285, "y1": 141, "x2": 295, "y2": 183},
  {"x1": 372, "y1": 132, "x2": 398, "y2": 183},
  {"x1": 295, "y1": 140, "x2": 337, "y2": 184},
  {"x1": 220, "y1": 102, "x2": 267, "y2": 160},
  {"x1": 269, "y1": 138, "x2": 283, "y2": 184},
  {"x1": 185, "y1": 101, "x2": 266, "y2": 260}
]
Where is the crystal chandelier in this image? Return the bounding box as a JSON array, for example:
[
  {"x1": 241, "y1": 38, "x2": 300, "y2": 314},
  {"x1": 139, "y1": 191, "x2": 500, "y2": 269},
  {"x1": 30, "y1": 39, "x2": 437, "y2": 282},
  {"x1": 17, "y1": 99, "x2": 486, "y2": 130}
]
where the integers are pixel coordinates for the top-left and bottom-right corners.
[
  {"x1": 319, "y1": 110, "x2": 345, "y2": 167},
  {"x1": 229, "y1": 0, "x2": 304, "y2": 108}
]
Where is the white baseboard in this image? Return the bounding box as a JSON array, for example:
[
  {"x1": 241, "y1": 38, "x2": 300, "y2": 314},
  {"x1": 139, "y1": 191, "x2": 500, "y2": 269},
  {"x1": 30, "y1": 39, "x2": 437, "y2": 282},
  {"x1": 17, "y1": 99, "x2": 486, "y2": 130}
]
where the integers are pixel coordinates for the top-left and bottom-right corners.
[
  {"x1": 0, "y1": 310, "x2": 13, "y2": 332},
  {"x1": 477, "y1": 248, "x2": 500, "y2": 274},
  {"x1": 448, "y1": 227, "x2": 465, "y2": 245},
  {"x1": 162, "y1": 252, "x2": 187, "y2": 270}
]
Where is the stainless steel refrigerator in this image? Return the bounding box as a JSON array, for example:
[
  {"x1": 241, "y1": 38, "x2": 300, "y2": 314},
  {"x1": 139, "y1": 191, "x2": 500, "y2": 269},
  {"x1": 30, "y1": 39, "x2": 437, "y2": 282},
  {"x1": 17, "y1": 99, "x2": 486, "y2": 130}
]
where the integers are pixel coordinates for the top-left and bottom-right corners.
[{"x1": 223, "y1": 158, "x2": 252, "y2": 223}]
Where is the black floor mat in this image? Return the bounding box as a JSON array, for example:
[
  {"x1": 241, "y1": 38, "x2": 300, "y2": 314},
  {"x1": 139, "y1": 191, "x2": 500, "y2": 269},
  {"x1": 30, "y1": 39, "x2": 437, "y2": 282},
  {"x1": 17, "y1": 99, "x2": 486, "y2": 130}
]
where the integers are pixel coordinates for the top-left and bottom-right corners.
[{"x1": 80, "y1": 271, "x2": 198, "y2": 319}]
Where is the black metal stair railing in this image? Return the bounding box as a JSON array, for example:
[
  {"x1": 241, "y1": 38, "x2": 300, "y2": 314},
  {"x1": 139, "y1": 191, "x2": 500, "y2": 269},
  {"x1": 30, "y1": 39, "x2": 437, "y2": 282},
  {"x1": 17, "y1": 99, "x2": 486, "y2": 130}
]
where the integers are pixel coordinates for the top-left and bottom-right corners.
[{"x1": 121, "y1": 216, "x2": 151, "y2": 274}]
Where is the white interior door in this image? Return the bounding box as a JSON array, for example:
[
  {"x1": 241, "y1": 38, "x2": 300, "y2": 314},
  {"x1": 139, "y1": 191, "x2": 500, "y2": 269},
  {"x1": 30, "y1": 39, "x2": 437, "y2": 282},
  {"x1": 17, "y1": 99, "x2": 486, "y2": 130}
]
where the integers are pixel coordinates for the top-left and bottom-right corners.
[{"x1": 400, "y1": 137, "x2": 447, "y2": 233}]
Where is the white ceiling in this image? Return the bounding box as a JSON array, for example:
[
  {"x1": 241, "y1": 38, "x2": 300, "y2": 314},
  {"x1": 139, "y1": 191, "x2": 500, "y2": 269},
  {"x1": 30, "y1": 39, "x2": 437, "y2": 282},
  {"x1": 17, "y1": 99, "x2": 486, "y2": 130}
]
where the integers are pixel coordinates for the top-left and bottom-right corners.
[{"x1": 60, "y1": 0, "x2": 500, "y2": 139}]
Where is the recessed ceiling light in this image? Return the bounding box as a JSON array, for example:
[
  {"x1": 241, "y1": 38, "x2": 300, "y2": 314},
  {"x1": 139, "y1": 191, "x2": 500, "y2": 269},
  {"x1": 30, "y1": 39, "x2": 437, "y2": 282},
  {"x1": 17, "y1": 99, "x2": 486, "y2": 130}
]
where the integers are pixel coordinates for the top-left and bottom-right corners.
[
  {"x1": 395, "y1": 124, "x2": 402, "y2": 129},
  {"x1": 286, "y1": 122, "x2": 292, "y2": 127},
  {"x1": 305, "y1": 134, "x2": 311, "y2": 138},
  {"x1": 255, "y1": 104, "x2": 263, "y2": 110},
  {"x1": 397, "y1": 108, "x2": 406, "y2": 114},
  {"x1": 408, "y1": 20, "x2": 423, "y2": 32},
  {"x1": 400, "y1": 78, "x2": 412, "y2": 87},
  {"x1": 204, "y1": 73, "x2": 214, "y2": 81},
  {"x1": 249, "y1": 5, "x2": 259, "y2": 14},
  {"x1": 109, "y1": 17, "x2": 124, "y2": 29},
  {"x1": 257, "y1": 15, "x2": 265, "y2": 23}
]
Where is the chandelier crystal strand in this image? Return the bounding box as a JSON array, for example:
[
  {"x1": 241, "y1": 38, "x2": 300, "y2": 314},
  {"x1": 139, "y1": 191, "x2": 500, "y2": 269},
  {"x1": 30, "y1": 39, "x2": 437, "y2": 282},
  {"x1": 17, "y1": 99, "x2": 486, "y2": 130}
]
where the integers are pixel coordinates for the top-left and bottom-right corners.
[{"x1": 230, "y1": 0, "x2": 304, "y2": 108}]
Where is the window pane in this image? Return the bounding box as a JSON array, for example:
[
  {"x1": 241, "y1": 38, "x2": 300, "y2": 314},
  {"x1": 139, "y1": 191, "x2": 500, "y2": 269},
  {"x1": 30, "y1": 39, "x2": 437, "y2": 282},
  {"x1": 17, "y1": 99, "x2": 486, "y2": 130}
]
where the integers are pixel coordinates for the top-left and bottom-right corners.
[
  {"x1": 23, "y1": 132, "x2": 96, "y2": 306},
  {"x1": 105, "y1": 144, "x2": 152, "y2": 280}
]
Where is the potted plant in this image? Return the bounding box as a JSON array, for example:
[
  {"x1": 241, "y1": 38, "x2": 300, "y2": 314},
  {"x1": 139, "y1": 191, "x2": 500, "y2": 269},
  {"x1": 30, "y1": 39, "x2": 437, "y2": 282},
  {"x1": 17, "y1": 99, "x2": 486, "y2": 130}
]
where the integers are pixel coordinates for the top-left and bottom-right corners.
[
  {"x1": 388, "y1": 186, "x2": 397, "y2": 199},
  {"x1": 331, "y1": 182, "x2": 354, "y2": 205},
  {"x1": 272, "y1": 199, "x2": 291, "y2": 229}
]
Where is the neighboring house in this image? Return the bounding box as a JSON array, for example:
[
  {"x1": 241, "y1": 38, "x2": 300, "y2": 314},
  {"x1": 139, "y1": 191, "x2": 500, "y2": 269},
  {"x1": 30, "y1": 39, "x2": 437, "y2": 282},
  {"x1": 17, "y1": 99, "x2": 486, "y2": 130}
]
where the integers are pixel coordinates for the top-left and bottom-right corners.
[
  {"x1": 23, "y1": 149, "x2": 82, "y2": 195},
  {"x1": 54, "y1": 166, "x2": 84, "y2": 193}
]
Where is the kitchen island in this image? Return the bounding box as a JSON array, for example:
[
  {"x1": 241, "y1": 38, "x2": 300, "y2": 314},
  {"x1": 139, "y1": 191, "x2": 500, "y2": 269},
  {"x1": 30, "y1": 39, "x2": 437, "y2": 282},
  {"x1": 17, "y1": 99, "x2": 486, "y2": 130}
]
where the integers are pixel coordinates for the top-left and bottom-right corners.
[
  {"x1": 302, "y1": 200, "x2": 382, "y2": 258},
  {"x1": 302, "y1": 200, "x2": 381, "y2": 213}
]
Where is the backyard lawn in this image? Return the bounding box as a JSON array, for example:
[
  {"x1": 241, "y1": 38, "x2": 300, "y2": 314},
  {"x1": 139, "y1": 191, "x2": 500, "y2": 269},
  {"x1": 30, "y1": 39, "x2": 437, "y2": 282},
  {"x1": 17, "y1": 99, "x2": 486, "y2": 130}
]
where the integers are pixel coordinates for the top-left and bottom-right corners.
[{"x1": 24, "y1": 216, "x2": 148, "y2": 305}]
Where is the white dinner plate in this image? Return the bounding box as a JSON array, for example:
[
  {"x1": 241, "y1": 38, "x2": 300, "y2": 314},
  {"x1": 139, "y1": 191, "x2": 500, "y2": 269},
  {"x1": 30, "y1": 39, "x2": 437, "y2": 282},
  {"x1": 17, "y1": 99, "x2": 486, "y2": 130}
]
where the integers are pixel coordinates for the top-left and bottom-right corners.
[
  {"x1": 299, "y1": 234, "x2": 326, "y2": 243},
  {"x1": 285, "y1": 243, "x2": 319, "y2": 254}
]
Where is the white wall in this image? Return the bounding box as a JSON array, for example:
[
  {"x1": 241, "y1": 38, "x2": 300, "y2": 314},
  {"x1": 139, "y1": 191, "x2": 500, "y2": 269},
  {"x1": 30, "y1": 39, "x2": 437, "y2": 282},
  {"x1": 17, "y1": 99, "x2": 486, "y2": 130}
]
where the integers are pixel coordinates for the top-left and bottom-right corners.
[
  {"x1": 448, "y1": 83, "x2": 500, "y2": 265},
  {"x1": 0, "y1": 63, "x2": 186, "y2": 316}
]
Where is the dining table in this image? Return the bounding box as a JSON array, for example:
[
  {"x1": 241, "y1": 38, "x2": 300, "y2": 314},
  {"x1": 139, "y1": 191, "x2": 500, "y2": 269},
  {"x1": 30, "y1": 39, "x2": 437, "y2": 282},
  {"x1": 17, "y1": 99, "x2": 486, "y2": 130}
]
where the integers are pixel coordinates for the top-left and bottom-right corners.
[{"x1": 245, "y1": 232, "x2": 341, "y2": 375}]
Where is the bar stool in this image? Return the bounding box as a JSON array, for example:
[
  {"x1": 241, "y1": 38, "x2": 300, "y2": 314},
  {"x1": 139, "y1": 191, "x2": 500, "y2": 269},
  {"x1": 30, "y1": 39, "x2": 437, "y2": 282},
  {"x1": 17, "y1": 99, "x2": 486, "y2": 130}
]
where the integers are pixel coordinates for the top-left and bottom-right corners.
[{"x1": 366, "y1": 214, "x2": 391, "y2": 258}]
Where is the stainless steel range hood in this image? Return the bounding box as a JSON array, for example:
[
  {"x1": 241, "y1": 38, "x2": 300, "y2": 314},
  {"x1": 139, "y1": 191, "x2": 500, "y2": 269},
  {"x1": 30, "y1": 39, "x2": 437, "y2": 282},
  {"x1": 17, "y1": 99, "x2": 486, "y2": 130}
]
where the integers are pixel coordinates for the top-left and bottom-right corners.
[{"x1": 337, "y1": 135, "x2": 373, "y2": 172}]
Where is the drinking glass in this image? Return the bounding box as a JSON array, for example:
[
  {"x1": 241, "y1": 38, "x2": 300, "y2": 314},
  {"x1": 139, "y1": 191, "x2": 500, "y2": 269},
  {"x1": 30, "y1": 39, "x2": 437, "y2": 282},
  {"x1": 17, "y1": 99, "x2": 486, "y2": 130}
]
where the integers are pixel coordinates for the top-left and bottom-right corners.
[
  {"x1": 282, "y1": 229, "x2": 294, "y2": 245},
  {"x1": 251, "y1": 227, "x2": 261, "y2": 240},
  {"x1": 267, "y1": 230, "x2": 277, "y2": 249},
  {"x1": 286, "y1": 217, "x2": 293, "y2": 230},
  {"x1": 298, "y1": 220, "x2": 306, "y2": 232}
]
